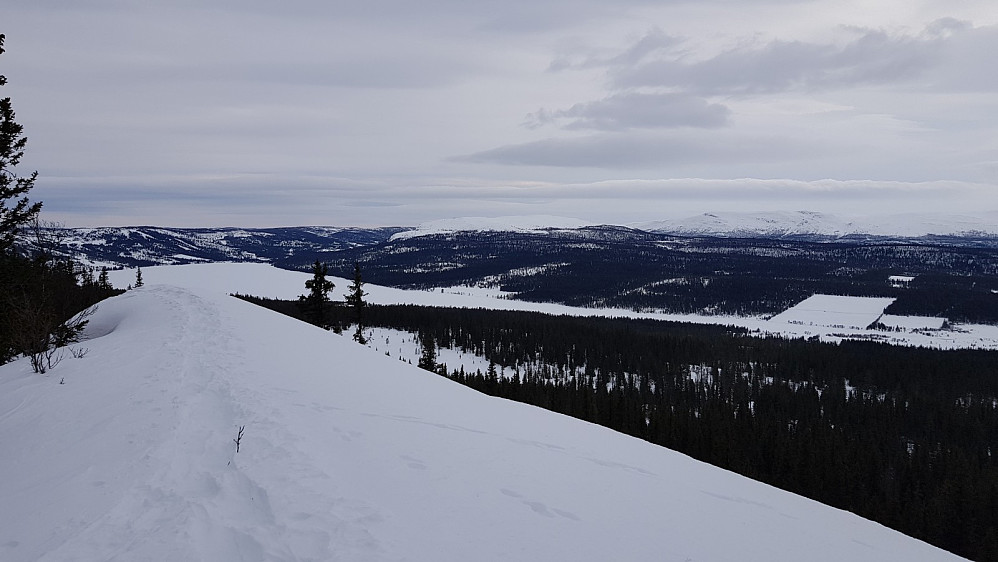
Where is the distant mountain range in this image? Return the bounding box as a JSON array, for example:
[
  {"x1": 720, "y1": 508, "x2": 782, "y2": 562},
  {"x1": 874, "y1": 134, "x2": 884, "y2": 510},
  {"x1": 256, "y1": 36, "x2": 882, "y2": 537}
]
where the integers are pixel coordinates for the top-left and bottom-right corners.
[
  {"x1": 633, "y1": 210, "x2": 998, "y2": 241},
  {"x1": 20, "y1": 212, "x2": 998, "y2": 321},
  {"x1": 388, "y1": 211, "x2": 998, "y2": 241},
  {"x1": 389, "y1": 215, "x2": 597, "y2": 241},
  {"x1": 34, "y1": 226, "x2": 404, "y2": 268},
  {"x1": 26, "y1": 211, "x2": 998, "y2": 271}
]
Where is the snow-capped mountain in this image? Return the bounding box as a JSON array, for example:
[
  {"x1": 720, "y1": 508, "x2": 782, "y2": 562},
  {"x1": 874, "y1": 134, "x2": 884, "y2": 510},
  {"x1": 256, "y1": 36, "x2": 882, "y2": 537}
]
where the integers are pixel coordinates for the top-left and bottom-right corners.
[
  {"x1": 390, "y1": 215, "x2": 598, "y2": 241},
  {"x1": 0, "y1": 267, "x2": 966, "y2": 561},
  {"x1": 633, "y1": 210, "x2": 998, "y2": 240}
]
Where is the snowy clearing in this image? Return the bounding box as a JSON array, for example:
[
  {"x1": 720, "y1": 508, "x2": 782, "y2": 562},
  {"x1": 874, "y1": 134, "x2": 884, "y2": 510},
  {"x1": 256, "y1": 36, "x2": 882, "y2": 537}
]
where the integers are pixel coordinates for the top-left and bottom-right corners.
[
  {"x1": 879, "y1": 314, "x2": 947, "y2": 331},
  {"x1": 769, "y1": 294, "x2": 896, "y2": 330}
]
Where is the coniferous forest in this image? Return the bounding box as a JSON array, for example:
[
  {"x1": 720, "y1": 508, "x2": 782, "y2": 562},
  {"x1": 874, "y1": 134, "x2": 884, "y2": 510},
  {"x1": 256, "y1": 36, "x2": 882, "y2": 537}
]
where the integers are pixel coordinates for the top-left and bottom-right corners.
[{"x1": 238, "y1": 295, "x2": 998, "y2": 561}]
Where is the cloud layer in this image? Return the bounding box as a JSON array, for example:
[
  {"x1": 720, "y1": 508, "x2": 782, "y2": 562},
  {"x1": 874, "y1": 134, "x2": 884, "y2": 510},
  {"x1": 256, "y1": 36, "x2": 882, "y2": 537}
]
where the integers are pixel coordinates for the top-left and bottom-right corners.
[{"x1": 2, "y1": 1, "x2": 996, "y2": 226}]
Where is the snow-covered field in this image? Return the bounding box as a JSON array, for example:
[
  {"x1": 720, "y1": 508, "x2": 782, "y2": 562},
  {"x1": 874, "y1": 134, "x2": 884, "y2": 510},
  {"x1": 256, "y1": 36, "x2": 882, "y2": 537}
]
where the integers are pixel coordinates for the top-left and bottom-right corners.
[
  {"x1": 110, "y1": 263, "x2": 998, "y2": 351},
  {"x1": 879, "y1": 314, "x2": 947, "y2": 331},
  {"x1": 769, "y1": 294, "x2": 896, "y2": 330},
  {"x1": 1, "y1": 270, "x2": 966, "y2": 560}
]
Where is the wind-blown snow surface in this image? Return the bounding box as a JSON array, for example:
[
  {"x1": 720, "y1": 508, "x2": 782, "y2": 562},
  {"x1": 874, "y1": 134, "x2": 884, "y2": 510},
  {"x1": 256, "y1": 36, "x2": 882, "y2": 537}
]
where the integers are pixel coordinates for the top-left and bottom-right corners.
[{"x1": 0, "y1": 285, "x2": 965, "y2": 561}]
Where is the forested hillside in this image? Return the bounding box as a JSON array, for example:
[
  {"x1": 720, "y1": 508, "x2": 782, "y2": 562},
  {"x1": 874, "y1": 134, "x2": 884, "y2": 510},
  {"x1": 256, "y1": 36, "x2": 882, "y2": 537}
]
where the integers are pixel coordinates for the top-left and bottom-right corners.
[
  {"x1": 300, "y1": 230, "x2": 998, "y2": 322},
  {"x1": 38, "y1": 219, "x2": 998, "y2": 324}
]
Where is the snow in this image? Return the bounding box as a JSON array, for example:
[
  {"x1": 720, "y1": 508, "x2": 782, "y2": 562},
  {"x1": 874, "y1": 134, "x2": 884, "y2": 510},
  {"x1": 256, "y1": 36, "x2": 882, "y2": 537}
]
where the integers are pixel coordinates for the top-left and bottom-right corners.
[
  {"x1": 635, "y1": 210, "x2": 998, "y2": 238},
  {"x1": 365, "y1": 327, "x2": 496, "y2": 376},
  {"x1": 0, "y1": 278, "x2": 966, "y2": 560},
  {"x1": 769, "y1": 294, "x2": 896, "y2": 330},
  {"x1": 107, "y1": 263, "x2": 998, "y2": 351},
  {"x1": 390, "y1": 215, "x2": 597, "y2": 241},
  {"x1": 878, "y1": 315, "x2": 947, "y2": 331}
]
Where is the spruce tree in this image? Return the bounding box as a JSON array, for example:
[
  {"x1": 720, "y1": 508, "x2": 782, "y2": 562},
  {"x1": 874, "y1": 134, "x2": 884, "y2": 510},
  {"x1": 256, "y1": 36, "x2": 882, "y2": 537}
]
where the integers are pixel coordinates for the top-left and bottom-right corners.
[
  {"x1": 0, "y1": 34, "x2": 41, "y2": 255},
  {"x1": 134, "y1": 267, "x2": 143, "y2": 288},
  {"x1": 345, "y1": 262, "x2": 367, "y2": 343},
  {"x1": 0, "y1": 34, "x2": 40, "y2": 363},
  {"x1": 417, "y1": 331, "x2": 437, "y2": 372},
  {"x1": 298, "y1": 260, "x2": 334, "y2": 329},
  {"x1": 97, "y1": 266, "x2": 111, "y2": 291}
]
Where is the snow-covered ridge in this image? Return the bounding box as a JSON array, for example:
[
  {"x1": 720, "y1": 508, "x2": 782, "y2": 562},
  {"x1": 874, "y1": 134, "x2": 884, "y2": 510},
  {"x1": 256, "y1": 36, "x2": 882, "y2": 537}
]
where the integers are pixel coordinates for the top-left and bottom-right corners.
[
  {"x1": 633, "y1": 210, "x2": 998, "y2": 239},
  {"x1": 0, "y1": 275, "x2": 965, "y2": 560},
  {"x1": 390, "y1": 215, "x2": 598, "y2": 241}
]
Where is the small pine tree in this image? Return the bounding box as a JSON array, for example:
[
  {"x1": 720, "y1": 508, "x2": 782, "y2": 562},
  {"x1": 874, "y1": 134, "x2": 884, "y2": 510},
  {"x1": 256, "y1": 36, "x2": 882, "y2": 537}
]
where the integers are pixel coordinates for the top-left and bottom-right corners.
[
  {"x1": 79, "y1": 265, "x2": 95, "y2": 288},
  {"x1": 345, "y1": 262, "x2": 367, "y2": 343},
  {"x1": 298, "y1": 260, "x2": 333, "y2": 329},
  {"x1": 352, "y1": 324, "x2": 366, "y2": 344},
  {"x1": 97, "y1": 266, "x2": 111, "y2": 291},
  {"x1": 417, "y1": 331, "x2": 437, "y2": 372},
  {"x1": 134, "y1": 267, "x2": 143, "y2": 288}
]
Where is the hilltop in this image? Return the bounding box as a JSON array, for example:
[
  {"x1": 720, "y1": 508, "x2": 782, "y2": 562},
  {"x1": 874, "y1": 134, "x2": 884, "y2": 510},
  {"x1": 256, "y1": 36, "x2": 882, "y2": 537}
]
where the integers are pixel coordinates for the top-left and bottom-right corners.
[{"x1": 0, "y1": 272, "x2": 964, "y2": 560}]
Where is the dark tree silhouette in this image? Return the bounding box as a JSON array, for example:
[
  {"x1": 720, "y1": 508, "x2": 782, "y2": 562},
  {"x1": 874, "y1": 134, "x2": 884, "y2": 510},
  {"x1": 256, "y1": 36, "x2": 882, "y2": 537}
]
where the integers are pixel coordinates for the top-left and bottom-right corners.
[
  {"x1": 345, "y1": 262, "x2": 368, "y2": 343},
  {"x1": 298, "y1": 260, "x2": 334, "y2": 329},
  {"x1": 417, "y1": 330, "x2": 437, "y2": 372},
  {"x1": 0, "y1": 34, "x2": 41, "y2": 254}
]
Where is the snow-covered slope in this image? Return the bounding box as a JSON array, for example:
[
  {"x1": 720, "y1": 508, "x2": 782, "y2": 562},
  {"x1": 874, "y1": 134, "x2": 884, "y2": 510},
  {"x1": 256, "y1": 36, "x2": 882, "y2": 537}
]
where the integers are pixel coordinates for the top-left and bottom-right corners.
[
  {"x1": 390, "y1": 215, "x2": 597, "y2": 241},
  {"x1": 634, "y1": 210, "x2": 998, "y2": 239},
  {"x1": 0, "y1": 277, "x2": 967, "y2": 560}
]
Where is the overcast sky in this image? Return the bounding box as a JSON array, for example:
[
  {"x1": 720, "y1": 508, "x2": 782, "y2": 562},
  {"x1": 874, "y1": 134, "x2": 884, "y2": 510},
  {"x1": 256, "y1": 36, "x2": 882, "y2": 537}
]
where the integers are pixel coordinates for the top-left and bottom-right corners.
[{"x1": 4, "y1": 0, "x2": 997, "y2": 227}]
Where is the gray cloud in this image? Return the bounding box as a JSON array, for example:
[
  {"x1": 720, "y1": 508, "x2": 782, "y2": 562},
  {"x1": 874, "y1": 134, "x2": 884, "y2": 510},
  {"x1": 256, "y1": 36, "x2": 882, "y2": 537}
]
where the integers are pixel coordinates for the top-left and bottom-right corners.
[
  {"x1": 548, "y1": 28, "x2": 683, "y2": 72},
  {"x1": 526, "y1": 92, "x2": 730, "y2": 130},
  {"x1": 929, "y1": 22, "x2": 998, "y2": 92},
  {"x1": 133, "y1": 59, "x2": 473, "y2": 90},
  {"x1": 33, "y1": 174, "x2": 996, "y2": 228},
  {"x1": 613, "y1": 29, "x2": 937, "y2": 94},
  {"x1": 4, "y1": 1, "x2": 997, "y2": 228},
  {"x1": 605, "y1": 19, "x2": 998, "y2": 94},
  {"x1": 453, "y1": 131, "x2": 825, "y2": 169}
]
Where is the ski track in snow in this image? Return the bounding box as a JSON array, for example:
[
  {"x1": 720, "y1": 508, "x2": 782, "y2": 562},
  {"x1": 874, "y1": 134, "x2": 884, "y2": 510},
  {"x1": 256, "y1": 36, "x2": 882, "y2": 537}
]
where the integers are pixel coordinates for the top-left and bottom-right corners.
[{"x1": 0, "y1": 268, "x2": 970, "y2": 561}]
